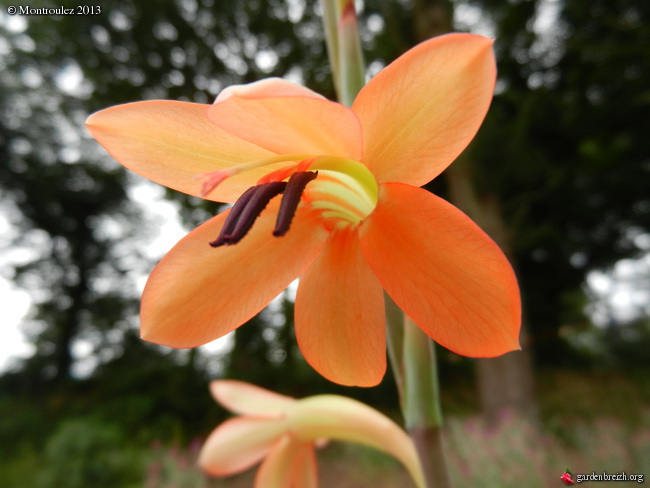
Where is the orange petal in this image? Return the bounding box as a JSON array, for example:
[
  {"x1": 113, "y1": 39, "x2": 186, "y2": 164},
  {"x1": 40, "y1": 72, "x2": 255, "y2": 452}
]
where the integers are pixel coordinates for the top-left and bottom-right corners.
[
  {"x1": 215, "y1": 77, "x2": 326, "y2": 103},
  {"x1": 207, "y1": 95, "x2": 362, "y2": 160},
  {"x1": 141, "y1": 201, "x2": 329, "y2": 348},
  {"x1": 86, "y1": 100, "x2": 274, "y2": 203},
  {"x1": 210, "y1": 380, "x2": 295, "y2": 418},
  {"x1": 352, "y1": 33, "x2": 496, "y2": 186},
  {"x1": 291, "y1": 444, "x2": 318, "y2": 488},
  {"x1": 199, "y1": 417, "x2": 286, "y2": 476},
  {"x1": 286, "y1": 395, "x2": 425, "y2": 488},
  {"x1": 295, "y1": 226, "x2": 385, "y2": 387},
  {"x1": 254, "y1": 437, "x2": 318, "y2": 488},
  {"x1": 359, "y1": 183, "x2": 521, "y2": 357}
]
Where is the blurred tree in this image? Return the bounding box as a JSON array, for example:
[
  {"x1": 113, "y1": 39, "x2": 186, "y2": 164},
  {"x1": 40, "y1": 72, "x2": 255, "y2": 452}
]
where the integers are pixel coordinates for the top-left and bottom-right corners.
[
  {"x1": 445, "y1": 0, "x2": 649, "y2": 416},
  {"x1": 467, "y1": 0, "x2": 650, "y2": 361},
  {"x1": 0, "y1": 15, "x2": 141, "y2": 383},
  {"x1": 1, "y1": 0, "x2": 648, "y2": 427}
]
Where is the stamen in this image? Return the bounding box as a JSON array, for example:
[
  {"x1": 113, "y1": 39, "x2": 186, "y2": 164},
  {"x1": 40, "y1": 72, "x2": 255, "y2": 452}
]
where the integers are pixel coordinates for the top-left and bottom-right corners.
[
  {"x1": 210, "y1": 181, "x2": 287, "y2": 247},
  {"x1": 273, "y1": 171, "x2": 318, "y2": 237},
  {"x1": 209, "y1": 186, "x2": 258, "y2": 247}
]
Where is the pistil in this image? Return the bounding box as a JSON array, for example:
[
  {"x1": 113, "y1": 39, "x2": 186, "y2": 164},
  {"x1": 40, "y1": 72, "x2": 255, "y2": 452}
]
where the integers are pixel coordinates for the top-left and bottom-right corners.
[{"x1": 199, "y1": 153, "x2": 315, "y2": 197}]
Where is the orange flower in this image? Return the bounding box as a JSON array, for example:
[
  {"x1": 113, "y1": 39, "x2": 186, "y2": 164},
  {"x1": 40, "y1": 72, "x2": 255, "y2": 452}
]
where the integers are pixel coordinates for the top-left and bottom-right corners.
[
  {"x1": 87, "y1": 33, "x2": 520, "y2": 387},
  {"x1": 199, "y1": 380, "x2": 425, "y2": 488}
]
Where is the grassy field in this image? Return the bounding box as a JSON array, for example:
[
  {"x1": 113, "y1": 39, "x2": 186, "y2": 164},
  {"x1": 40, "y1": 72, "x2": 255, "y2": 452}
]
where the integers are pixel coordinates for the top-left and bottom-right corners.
[
  {"x1": 143, "y1": 368, "x2": 650, "y2": 488},
  {"x1": 144, "y1": 412, "x2": 649, "y2": 488},
  {"x1": 2, "y1": 368, "x2": 648, "y2": 488}
]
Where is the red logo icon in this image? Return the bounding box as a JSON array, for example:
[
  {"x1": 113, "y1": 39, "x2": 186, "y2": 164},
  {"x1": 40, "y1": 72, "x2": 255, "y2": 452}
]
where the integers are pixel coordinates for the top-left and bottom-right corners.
[{"x1": 561, "y1": 470, "x2": 575, "y2": 485}]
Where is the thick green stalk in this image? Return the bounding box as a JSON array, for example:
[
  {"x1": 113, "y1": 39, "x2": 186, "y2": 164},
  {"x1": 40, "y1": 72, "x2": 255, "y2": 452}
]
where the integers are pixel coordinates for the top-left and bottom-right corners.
[
  {"x1": 321, "y1": 0, "x2": 365, "y2": 107},
  {"x1": 385, "y1": 294, "x2": 405, "y2": 406},
  {"x1": 386, "y1": 305, "x2": 453, "y2": 488},
  {"x1": 321, "y1": 0, "x2": 341, "y2": 96},
  {"x1": 403, "y1": 317, "x2": 452, "y2": 488},
  {"x1": 403, "y1": 317, "x2": 442, "y2": 428}
]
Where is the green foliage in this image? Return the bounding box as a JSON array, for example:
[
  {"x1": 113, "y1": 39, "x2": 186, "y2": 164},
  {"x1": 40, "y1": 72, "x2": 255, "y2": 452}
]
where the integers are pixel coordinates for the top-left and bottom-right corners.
[
  {"x1": 36, "y1": 418, "x2": 145, "y2": 488},
  {"x1": 1, "y1": 4, "x2": 143, "y2": 381},
  {"x1": 146, "y1": 441, "x2": 208, "y2": 488},
  {"x1": 0, "y1": 395, "x2": 52, "y2": 460},
  {"x1": 446, "y1": 412, "x2": 650, "y2": 488},
  {"x1": 0, "y1": 415, "x2": 149, "y2": 488}
]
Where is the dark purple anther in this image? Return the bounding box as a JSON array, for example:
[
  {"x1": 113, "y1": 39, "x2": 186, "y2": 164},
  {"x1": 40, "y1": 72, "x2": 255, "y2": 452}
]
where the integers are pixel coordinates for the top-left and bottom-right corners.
[
  {"x1": 210, "y1": 181, "x2": 287, "y2": 247},
  {"x1": 209, "y1": 185, "x2": 259, "y2": 247},
  {"x1": 273, "y1": 171, "x2": 318, "y2": 237}
]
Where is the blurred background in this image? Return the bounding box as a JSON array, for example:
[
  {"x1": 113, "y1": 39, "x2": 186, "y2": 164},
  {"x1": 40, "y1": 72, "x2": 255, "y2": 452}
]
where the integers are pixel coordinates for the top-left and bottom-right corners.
[{"x1": 0, "y1": 0, "x2": 648, "y2": 487}]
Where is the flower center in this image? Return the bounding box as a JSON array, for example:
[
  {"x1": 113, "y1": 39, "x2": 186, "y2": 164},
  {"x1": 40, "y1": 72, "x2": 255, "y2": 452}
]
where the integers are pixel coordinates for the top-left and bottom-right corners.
[
  {"x1": 303, "y1": 156, "x2": 378, "y2": 228},
  {"x1": 205, "y1": 155, "x2": 378, "y2": 247}
]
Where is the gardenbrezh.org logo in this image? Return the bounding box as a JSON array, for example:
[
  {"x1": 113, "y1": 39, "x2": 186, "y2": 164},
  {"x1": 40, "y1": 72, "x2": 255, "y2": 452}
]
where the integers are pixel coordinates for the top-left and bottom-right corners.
[{"x1": 563, "y1": 471, "x2": 644, "y2": 484}]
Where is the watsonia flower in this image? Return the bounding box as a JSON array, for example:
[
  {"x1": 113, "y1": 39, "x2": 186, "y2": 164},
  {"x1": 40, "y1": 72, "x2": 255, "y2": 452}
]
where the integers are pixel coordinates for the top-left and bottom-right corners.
[{"x1": 86, "y1": 33, "x2": 521, "y2": 387}]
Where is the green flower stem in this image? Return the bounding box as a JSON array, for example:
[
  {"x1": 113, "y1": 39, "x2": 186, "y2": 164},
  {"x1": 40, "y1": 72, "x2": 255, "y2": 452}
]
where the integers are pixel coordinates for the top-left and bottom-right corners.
[
  {"x1": 403, "y1": 316, "x2": 443, "y2": 429},
  {"x1": 321, "y1": 0, "x2": 365, "y2": 107},
  {"x1": 386, "y1": 305, "x2": 453, "y2": 488},
  {"x1": 403, "y1": 316, "x2": 452, "y2": 488},
  {"x1": 322, "y1": 0, "x2": 341, "y2": 96},
  {"x1": 385, "y1": 293, "x2": 405, "y2": 406}
]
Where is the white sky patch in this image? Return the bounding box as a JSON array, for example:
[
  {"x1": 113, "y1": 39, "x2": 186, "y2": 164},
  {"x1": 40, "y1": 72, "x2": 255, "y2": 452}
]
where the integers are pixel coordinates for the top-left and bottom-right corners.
[
  {"x1": 21, "y1": 66, "x2": 43, "y2": 88},
  {"x1": 367, "y1": 59, "x2": 385, "y2": 78},
  {"x1": 530, "y1": 0, "x2": 565, "y2": 71},
  {"x1": 453, "y1": 1, "x2": 496, "y2": 38},
  {"x1": 0, "y1": 205, "x2": 37, "y2": 371},
  {"x1": 55, "y1": 59, "x2": 94, "y2": 98},
  {"x1": 128, "y1": 183, "x2": 189, "y2": 259},
  {"x1": 0, "y1": 280, "x2": 33, "y2": 371},
  {"x1": 285, "y1": 0, "x2": 306, "y2": 23},
  {"x1": 0, "y1": 10, "x2": 28, "y2": 33},
  {"x1": 366, "y1": 13, "x2": 384, "y2": 34},
  {"x1": 587, "y1": 255, "x2": 650, "y2": 326},
  {"x1": 255, "y1": 50, "x2": 279, "y2": 73},
  {"x1": 532, "y1": 0, "x2": 561, "y2": 35}
]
